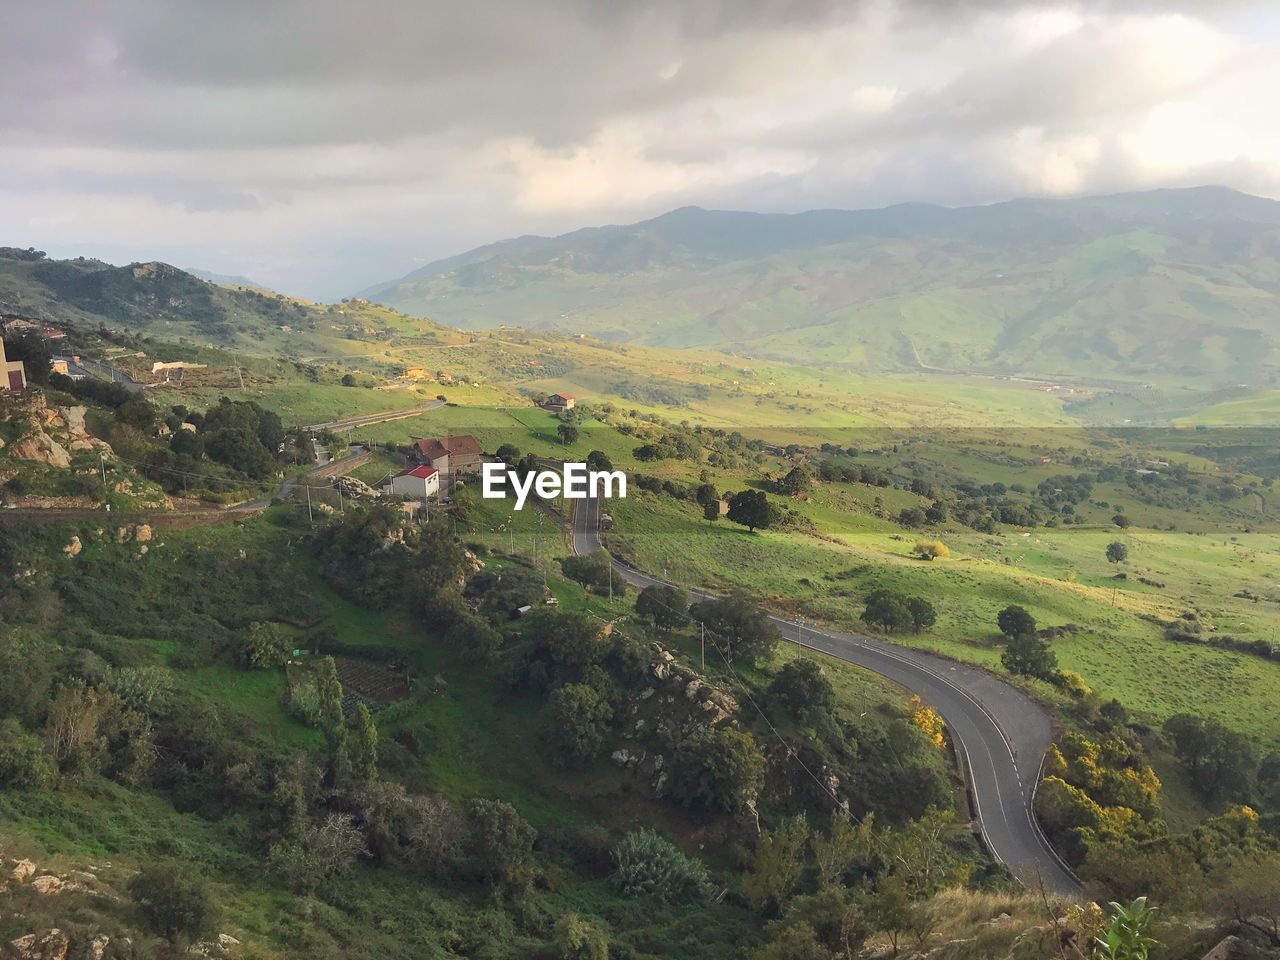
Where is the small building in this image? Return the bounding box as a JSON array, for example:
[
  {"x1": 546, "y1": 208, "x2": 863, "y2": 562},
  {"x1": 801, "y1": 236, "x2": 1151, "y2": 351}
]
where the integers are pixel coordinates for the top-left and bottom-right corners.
[
  {"x1": 544, "y1": 392, "x2": 575, "y2": 412},
  {"x1": 0, "y1": 338, "x2": 27, "y2": 392},
  {"x1": 410, "y1": 434, "x2": 483, "y2": 475},
  {"x1": 386, "y1": 464, "x2": 440, "y2": 501}
]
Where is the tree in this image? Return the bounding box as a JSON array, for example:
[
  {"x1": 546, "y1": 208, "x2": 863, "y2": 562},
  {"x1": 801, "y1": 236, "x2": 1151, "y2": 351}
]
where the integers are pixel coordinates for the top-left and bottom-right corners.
[
  {"x1": 268, "y1": 812, "x2": 368, "y2": 892},
  {"x1": 128, "y1": 863, "x2": 218, "y2": 944},
  {"x1": 557, "y1": 421, "x2": 579, "y2": 445},
  {"x1": 612, "y1": 829, "x2": 710, "y2": 902},
  {"x1": 635, "y1": 584, "x2": 689, "y2": 632},
  {"x1": 768, "y1": 660, "x2": 834, "y2": 722},
  {"x1": 861, "y1": 590, "x2": 915, "y2": 634},
  {"x1": 553, "y1": 913, "x2": 610, "y2": 960},
  {"x1": 778, "y1": 467, "x2": 812, "y2": 496},
  {"x1": 1112, "y1": 513, "x2": 1133, "y2": 529},
  {"x1": 465, "y1": 798, "x2": 536, "y2": 888},
  {"x1": 524, "y1": 609, "x2": 611, "y2": 686},
  {"x1": 865, "y1": 876, "x2": 917, "y2": 956},
  {"x1": 0, "y1": 718, "x2": 56, "y2": 789},
  {"x1": 898, "y1": 506, "x2": 926, "y2": 527},
  {"x1": 243, "y1": 621, "x2": 290, "y2": 668},
  {"x1": 349, "y1": 703, "x2": 379, "y2": 784},
  {"x1": 1106, "y1": 541, "x2": 1129, "y2": 563},
  {"x1": 585, "y1": 449, "x2": 612, "y2": 472},
  {"x1": 997, "y1": 605, "x2": 1037, "y2": 639},
  {"x1": 695, "y1": 482, "x2": 719, "y2": 507},
  {"x1": 1163, "y1": 714, "x2": 1259, "y2": 802},
  {"x1": 703, "y1": 500, "x2": 721, "y2": 523},
  {"x1": 912, "y1": 540, "x2": 949, "y2": 561},
  {"x1": 728, "y1": 489, "x2": 772, "y2": 532},
  {"x1": 558, "y1": 551, "x2": 615, "y2": 596},
  {"x1": 495, "y1": 443, "x2": 521, "y2": 464},
  {"x1": 812, "y1": 811, "x2": 874, "y2": 889},
  {"x1": 669, "y1": 728, "x2": 766, "y2": 812},
  {"x1": 1001, "y1": 630, "x2": 1057, "y2": 680},
  {"x1": 924, "y1": 501, "x2": 947, "y2": 524},
  {"x1": 314, "y1": 657, "x2": 347, "y2": 778},
  {"x1": 752, "y1": 923, "x2": 830, "y2": 960},
  {"x1": 548, "y1": 683, "x2": 613, "y2": 766},
  {"x1": 906, "y1": 597, "x2": 936, "y2": 633},
  {"x1": 744, "y1": 815, "x2": 810, "y2": 913},
  {"x1": 690, "y1": 592, "x2": 780, "y2": 665}
]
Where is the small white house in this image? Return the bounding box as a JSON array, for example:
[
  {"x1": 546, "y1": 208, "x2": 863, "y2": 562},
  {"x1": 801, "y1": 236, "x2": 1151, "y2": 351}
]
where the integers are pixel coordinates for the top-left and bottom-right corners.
[{"x1": 386, "y1": 464, "x2": 440, "y2": 501}]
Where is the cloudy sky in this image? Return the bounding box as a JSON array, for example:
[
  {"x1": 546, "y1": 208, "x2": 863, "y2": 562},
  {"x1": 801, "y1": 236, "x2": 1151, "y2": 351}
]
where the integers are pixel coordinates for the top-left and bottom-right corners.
[{"x1": 3, "y1": 0, "x2": 1278, "y2": 299}]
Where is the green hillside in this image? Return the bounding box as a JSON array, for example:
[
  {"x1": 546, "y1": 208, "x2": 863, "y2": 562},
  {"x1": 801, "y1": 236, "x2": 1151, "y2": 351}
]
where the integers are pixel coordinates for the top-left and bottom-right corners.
[{"x1": 358, "y1": 187, "x2": 1280, "y2": 387}]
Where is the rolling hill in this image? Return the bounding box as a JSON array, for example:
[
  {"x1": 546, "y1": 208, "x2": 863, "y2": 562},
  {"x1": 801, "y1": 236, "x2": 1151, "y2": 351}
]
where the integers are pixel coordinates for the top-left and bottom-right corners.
[{"x1": 357, "y1": 186, "x2": 1280, "y2": 386}]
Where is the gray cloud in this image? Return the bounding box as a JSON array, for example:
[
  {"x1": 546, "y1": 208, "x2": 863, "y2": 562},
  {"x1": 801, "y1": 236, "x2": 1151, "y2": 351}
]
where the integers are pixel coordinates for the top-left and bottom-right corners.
[{"x1": 0, "y1": 0, "x2": 1277, "y2": 298}]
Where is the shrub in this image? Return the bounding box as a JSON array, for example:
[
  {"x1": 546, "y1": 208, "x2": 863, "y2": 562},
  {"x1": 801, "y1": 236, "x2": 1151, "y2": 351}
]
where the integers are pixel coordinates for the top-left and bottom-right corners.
[
  {"x1": 128, "y1": 862, "x2": 218, "y2": 944},
  {"x1": 612, "y1": 829, "x2": 711, "y2": 902},
  {"x1": 0, "y1": 718, "x2": 56, "y2": 789},
  {"x1": 553, "y1": 913, "x2": 609, "y2": 960},
  {"x1": 768, "y1": 660, "x2": 834, "y2": 723},
  {"x1": 913, "y1": 540, "x2": 949, "y2": 561}
]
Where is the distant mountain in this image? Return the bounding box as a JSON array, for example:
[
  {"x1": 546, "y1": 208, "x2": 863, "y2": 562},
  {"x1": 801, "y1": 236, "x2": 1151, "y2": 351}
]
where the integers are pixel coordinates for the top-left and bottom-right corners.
[
  {"x1": 184, "y1": 266, "x2": 272, "y2": 292},
  {"x1": 358, "y1": 187, "x2": 1280, "y2": 385}
]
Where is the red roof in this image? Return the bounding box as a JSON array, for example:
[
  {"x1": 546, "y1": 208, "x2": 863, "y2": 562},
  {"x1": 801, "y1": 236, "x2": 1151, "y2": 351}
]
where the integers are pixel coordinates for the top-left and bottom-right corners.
[
  {"x1": 549, "y1": 392, "x2": 574, "y2": 400},
  {"x1": 396, "y1": 465, "x2": 438, "y2": 479}
]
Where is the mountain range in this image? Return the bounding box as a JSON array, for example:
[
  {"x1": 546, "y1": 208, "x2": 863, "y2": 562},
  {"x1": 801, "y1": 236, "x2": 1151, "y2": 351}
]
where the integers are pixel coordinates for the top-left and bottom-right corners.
[{"x1": 358, "y1": 186, "x2": 1280, "y2": 386}]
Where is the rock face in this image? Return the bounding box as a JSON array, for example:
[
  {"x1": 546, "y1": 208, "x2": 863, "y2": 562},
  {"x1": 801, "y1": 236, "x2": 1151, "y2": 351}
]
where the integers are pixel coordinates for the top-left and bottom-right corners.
[
  {"x1": 6, "y1": 929, "x2": 70, "y2": 960},
  {"x1": 1, "y1": 392, "x2": 112, "y2": 469},
  {"x1": 337, "y1": 475, "x2": 380, "y2": 500}
]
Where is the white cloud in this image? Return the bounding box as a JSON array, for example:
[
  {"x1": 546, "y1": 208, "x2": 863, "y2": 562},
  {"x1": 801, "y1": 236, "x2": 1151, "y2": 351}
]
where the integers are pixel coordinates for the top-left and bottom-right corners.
[{"x1": 0, "y1": 0, "x2": 1277, "y2": 297}]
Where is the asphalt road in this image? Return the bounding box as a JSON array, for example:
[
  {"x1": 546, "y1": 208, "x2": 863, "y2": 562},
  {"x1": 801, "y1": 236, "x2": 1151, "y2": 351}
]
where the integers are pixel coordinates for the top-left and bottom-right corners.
[{"x1": 571, "y1": 493, "x2": 1081, "y2": 896}]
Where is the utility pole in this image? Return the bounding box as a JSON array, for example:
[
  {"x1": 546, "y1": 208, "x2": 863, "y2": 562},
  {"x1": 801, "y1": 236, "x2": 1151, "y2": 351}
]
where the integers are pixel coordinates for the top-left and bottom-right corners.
[
  {"x1": 701, "y1": 621, "x2": 705, "y2": 671},
  {"x1": 306, "y1": 484, "x2": 313, "y2": 523}
]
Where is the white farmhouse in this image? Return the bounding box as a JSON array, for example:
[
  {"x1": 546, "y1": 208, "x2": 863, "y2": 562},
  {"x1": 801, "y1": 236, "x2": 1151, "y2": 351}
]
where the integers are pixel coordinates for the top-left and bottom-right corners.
[{"x1": 385, "y1": 464, "x2": 440, "y2": 501}]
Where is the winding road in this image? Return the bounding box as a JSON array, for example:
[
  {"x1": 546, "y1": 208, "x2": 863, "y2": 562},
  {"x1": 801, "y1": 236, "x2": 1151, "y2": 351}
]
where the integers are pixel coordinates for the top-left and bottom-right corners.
[{"x1": 571, "y1": 494, "x2": 1081, "y2": 896}]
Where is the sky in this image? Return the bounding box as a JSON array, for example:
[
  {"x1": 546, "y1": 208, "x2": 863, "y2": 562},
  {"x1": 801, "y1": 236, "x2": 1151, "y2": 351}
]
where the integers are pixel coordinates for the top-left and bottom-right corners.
[{"x1": 3, "y1": 0, "x2": 1279, "y2": 300}]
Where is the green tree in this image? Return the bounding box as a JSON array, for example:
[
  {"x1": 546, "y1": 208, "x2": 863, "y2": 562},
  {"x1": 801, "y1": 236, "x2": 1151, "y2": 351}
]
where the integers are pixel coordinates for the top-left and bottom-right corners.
[
  {"x1": 612, "y1": 829, "x2": 710, "y2": 902},
  {"x1": 1106, "y1": 541, "x2": 1129, "y2": 563},
  {"x1": 548, "y1": 682, "x2": 613, "y2": 766},
  {"x1": 728, "y1": 489, "x2": 772, "y2": 532},
  {"x1": 0, "y1": 717, "x2": 56, "y2": 789},
  {"x1": 744, "y1": 814, "x2": 810, "y2": 913},
  {"x1": 703, "y1": 500, "x2": 721, "y2": 523},
  {"x1": 128, "y1": 863, "x2": 218, "y2": 944},
  {"x1": 1001, "y1": 630, "x2": 1057, "y2": 680},
  {"x1": 1113, "y1": 513, "x2": 1133, "y2": 529},
  {"x1": 865, "y1": 876, "x2": 917, "y2": 956},
  {"x1": 906, "y1": 597, "x2": 936, "y2": 633},
  {"x1": 349, "y1": 703, "x2": 379, "y2": 784},
  {"x1": 557, "y1": 421, "x2": 580, "y2": 445},
  {"x1": 552, "y1": 913, "x2": 610, "y2": 960},
  {"x1": 466, "y1": 798, "x2": 537, "y2": 888},
  {"x1": 768, "y1": 660, "x2": 834, "y2": 723},
  {"x1": 695, "y1": 482, "x2": 719, "y2": 507},
  {"x1": 812, "y1": 811, "x2": 874, "y2": 889},
  {"x1": 997, "y1": 605, "x2": 1037, "y2": 638},
  {"x1": 778, "y1": 466, "x2": 812, "y2": 496},
  {"x1": 690, "y1": 591, "x2": 780, "y2": 665},
  {"x1": 635, "y1": 584, "x2": 689, "y2": 632},
  {"x1": 669, "y1": 728, "x2": 766, "y2": 813},
  {"x1": 861, "y1": 590, "x2": 915, "y2": 634},
  {"x1": 314, "y1": 657, "x2": 347, "y2": 778},
  {"x1": 244, "y1": 621, "x2": 290, "y2": 668},
  {"x1": 585, "y1": 449, "x2": 613, "y2": 472}
]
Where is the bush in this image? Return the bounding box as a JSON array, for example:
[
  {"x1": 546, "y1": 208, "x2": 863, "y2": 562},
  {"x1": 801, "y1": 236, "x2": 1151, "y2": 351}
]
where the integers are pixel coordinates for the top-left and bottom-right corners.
[
  {"x1": 912, "y1": 540, "x2": 949, "y2": 561},
  {"x1": 553, "y1": 912, "x2": 609, "y2": 960},
  {"x1": 0, "y1": 718, "x2": 56, "y2": 789},
  {"x1": 128, "y1": 862, "x2": 218, "y2": 944},
  {"x1": 466, "y1": 798, "x2": 537, "y2": 888},
  {"x1": 768, "y1": 660, "x2": 834, "y2": 723},
  {"x1": 612, "y1": 829, "x2": 711, "y2": 902}
]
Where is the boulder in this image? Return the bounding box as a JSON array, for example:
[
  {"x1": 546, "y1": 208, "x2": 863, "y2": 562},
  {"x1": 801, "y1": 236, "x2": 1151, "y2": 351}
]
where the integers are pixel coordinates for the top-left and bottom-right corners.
[
  {"x1": 133, "y1": 524, "x2": 152, "y2": 543},
  {"x1": 10, "y1": 859, "x2": 36, "y2": 882},
  {"x1": 10, "y1": 432, "x2": 72, "y2": 469},
  {"x1": 62, "y1": 536, "x2": 81, "y2": 557},
  {"x1": 30, "y1": 875, "x2": 64, "y2": 895}
]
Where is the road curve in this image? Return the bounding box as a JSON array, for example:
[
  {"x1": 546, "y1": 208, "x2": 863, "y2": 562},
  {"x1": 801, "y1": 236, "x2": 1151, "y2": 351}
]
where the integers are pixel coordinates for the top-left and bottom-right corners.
[{"x1": 571, "y1": 494, "x2": 1081, "y2": 896}]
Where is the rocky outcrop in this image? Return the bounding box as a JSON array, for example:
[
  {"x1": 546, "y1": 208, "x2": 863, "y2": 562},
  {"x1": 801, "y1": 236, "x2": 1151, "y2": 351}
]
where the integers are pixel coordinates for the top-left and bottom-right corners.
[
  {"x1": 5, "y1": 929, "x2": 70, "y2": 960},
  {"x1": 336, "y1": 475, "x2": 380, "y2": 500},
  {"x1": 1, "y1": 392, "x2": 111, "y2": 469}
]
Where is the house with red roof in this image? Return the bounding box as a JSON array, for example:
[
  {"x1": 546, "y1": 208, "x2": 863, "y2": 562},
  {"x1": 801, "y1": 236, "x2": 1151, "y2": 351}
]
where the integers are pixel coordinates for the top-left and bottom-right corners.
[
  {"x1": 385, "y1": 464, "x2": 440, "y2": 500},
  {"x1": 410, "y1": 434, "x2": 483, "y2": 475},
  {"x1": 543, "y1": 392, "x2": 575, "y2": 412}
]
